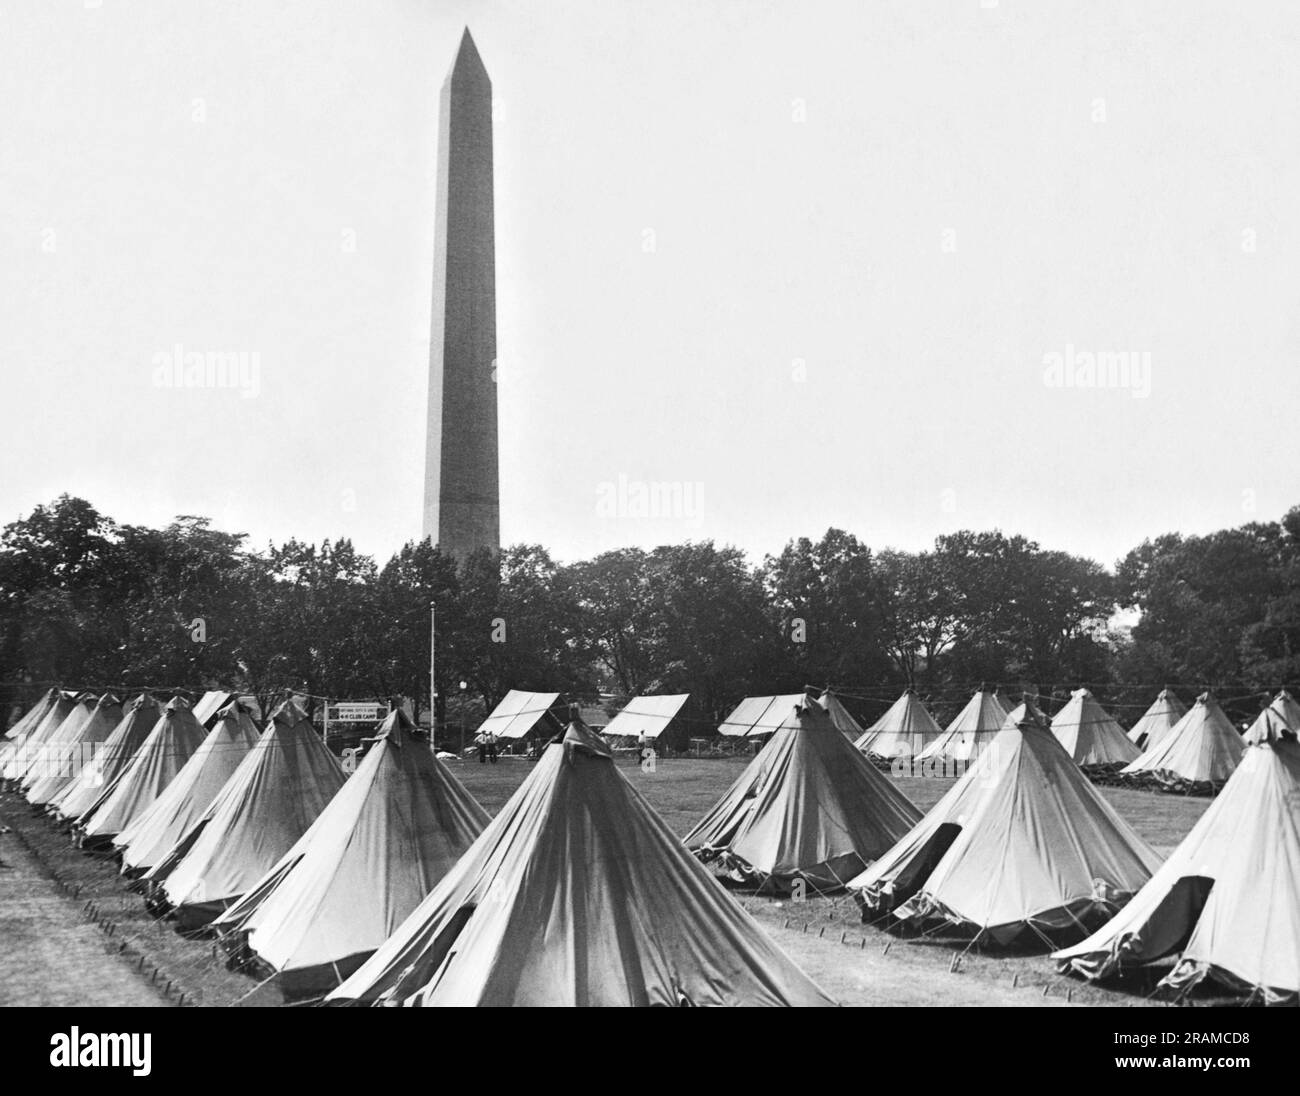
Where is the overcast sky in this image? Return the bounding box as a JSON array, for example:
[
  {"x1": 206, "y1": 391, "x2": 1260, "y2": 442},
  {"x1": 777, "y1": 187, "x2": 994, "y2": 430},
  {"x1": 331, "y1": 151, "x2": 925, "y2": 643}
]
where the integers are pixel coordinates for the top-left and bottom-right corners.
[{"x1": 3, "y1": 0, "x2": 1298, "y2": 568}]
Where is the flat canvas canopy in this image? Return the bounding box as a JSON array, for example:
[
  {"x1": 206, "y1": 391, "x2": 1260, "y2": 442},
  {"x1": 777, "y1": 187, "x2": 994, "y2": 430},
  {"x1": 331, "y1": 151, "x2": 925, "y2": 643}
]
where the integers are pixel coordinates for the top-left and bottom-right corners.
[
  {"x1": 602, "y1": 694, "x2": 690, "y2": 740},
  {"x1": 478, "y1": 690, "x2": 561, "y2": 740},
  {"x1": 717, "y1": 695, "x2": 806, "y2": 738},
  {"x1": 192, "y1": 691, "x2": 234, "y2": 726}
]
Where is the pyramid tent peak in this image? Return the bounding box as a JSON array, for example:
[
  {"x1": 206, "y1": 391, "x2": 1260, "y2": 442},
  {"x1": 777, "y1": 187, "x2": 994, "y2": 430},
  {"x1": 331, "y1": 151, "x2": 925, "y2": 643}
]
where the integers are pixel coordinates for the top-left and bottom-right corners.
[
  {"x1": 269, "y1": 698, "x2": 309, "y2": 726},
  {"x1": 1243, "y1": 706, "x2": 1294, "y2": 747},
  {"x1": 375, "y1": 706, "x2": 415, "y2": 735},
  {"x1": 1003, "y1": 697, "x2": 1050, "y2": 731},
  {"x1": 560, "y1": 718, "x2": 612, "y2": 758},
  {"x1": 1271, "y1": 689, "x2": 1300, "y2": 731}
]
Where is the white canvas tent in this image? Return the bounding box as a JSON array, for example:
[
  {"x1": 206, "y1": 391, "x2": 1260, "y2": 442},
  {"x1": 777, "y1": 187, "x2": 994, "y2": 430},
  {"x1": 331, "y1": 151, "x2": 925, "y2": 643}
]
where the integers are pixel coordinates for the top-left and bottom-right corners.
[
  {"x1": 1049, "y1": 688, "x2": 1140, "y2": 770},
  {"x1": 326, "y1": 720, "x2": 835, "y2": 1007},
  {"x1": 1121, "y1": 691, "x2": 1243, "y2": 792},
  {"x1": 1126, "y1": 688, "x2": 1187, "y2": 748},
  {"x1": 916, "y1": 688, "x2": 1009, "y2": 767},
  {"x1": 1055, "y1": 715, "x2": 1300, "y2": 1003},
  {"x1": 848, "y1": 702, "x2": 1160, "y2": 944},
  {"x1": 601, "y1": 694, "x2": 690, "y2": 743},
  {"x1": 717, "y1": 694, "x2": 806, "y2": 738},
  {"x1": 854, "y1": 689, "x2": 943, "y2": 760}
]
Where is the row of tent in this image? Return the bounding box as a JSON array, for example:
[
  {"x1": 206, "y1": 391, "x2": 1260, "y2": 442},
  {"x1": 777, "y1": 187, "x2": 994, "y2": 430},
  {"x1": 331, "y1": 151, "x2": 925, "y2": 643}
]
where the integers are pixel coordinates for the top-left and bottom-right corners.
[
  {"x1": 5, "y1": 681, "x2": 1300, "y2": 1004},
  {"x1": 1, "y1": 686, "x2": 834, "y2": 1005},
  {"x1": 784, "y1": 684, "x2": 1298, "y2": 793},
  {"x1": 684, "y1": 692, "x2": 1300, "y2": 1003}
]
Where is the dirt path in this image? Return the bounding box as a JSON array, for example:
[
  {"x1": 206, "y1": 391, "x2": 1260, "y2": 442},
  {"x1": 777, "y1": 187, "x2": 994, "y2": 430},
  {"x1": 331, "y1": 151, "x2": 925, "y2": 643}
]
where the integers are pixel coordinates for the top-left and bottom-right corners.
[{"x1": 0, "y1": 825, "x2": 169, "y2": 1007}]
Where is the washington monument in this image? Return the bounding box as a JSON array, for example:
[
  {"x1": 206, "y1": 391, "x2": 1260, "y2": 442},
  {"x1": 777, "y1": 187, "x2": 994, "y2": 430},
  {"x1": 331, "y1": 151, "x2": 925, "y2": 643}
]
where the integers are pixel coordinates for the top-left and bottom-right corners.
[{"x1": 423, "y1": 29, "x2": 500, "y2": 557}]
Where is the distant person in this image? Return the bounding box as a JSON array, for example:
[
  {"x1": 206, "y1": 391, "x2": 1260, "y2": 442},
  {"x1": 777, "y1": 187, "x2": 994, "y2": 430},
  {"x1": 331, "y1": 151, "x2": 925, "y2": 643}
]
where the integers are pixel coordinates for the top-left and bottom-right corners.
[
  {"x1": 477, "y1": 734, "x2": 487, "y2": 764},
  {"x1": 637, "y1": 730, "x2": 648, "y2": 764},
  {"x1": 487, "y1": 730, "x2": 499, "y2": 764}
]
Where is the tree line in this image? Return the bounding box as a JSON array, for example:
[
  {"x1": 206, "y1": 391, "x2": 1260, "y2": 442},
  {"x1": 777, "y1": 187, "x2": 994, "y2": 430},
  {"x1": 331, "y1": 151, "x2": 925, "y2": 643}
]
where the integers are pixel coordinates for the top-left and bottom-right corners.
[{"x1": 1, "y1": 494, "x2": 1297, "y2": 733}]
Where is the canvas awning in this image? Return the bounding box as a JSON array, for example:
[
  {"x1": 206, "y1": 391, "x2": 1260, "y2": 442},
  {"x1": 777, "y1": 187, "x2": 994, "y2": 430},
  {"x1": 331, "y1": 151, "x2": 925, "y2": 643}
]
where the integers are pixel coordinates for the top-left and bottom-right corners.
[
  {"x1": 717, "y1": 694, "x2": 805, "y2": 738},
  {"x1": 602, "y1": 694, "x2": 690, "y2": 740},
  {"x1": 477, "y1": 690, "x2": 562, "y2": 740},
  {"x1": 192, "y1": 690, "x2": 234, "y2": 727}
]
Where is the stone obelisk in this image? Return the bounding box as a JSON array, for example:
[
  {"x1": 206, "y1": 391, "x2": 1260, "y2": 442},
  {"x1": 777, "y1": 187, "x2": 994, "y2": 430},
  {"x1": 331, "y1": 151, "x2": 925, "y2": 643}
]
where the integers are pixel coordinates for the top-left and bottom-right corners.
[{"x1": 423, "y1": 28, "x2": 499, "y2": 557}]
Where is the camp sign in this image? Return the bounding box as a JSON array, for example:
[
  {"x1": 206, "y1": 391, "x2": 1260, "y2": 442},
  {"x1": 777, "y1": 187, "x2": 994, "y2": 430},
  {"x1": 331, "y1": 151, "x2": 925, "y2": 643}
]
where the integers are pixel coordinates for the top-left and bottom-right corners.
[{"x1": 325, "y1": 702, "x2": 388, "y2": 724}]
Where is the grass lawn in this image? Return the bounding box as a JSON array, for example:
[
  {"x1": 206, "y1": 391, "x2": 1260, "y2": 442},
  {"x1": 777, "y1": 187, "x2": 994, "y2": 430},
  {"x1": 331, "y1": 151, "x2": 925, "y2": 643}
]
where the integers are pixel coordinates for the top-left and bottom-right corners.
[{"x1": 0, "y1": 753, "x2": 1218, "y2": 1007}]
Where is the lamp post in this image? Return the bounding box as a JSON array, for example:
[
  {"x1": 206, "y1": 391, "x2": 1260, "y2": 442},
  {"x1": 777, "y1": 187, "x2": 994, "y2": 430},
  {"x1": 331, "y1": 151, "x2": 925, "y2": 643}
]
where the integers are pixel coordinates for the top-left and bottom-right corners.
[
  {"x1": 459, "y1": 679, "x2": 468, "y2": 753},
  {"x1": 436, "y1": 600, "x2": 441, "y2": 738}
]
